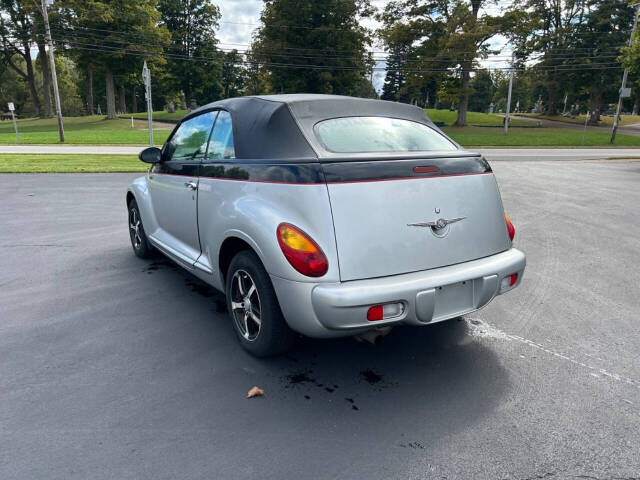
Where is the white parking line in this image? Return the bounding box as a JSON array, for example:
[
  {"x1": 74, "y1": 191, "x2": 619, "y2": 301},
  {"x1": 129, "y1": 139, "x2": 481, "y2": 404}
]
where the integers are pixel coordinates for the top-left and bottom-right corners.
[{"x1": 466, "y1": 317, "x2": 640, "y2": 391}]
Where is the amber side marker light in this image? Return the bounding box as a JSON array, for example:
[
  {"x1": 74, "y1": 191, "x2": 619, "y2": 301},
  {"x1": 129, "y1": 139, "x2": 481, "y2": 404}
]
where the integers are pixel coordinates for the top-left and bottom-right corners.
[
  {"x1": 277, "y1": 223, "x2": 328, "y2": 277},
  {"x1": 505, "y1": 215, "x2": 515, "y2": 241}
]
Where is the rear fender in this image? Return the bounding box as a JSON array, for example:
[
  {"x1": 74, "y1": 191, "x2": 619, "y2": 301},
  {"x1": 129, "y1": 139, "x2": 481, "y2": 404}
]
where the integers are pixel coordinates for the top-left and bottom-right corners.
[{"x1": 196, "y1": 180, "x2": 339, "y2": 289}]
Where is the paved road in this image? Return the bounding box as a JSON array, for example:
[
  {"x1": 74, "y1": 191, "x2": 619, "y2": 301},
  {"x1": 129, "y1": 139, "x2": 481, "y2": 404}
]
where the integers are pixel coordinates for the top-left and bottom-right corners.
[
  {"x1": 2, "y1": 144, "x2": 640, "y2": 162},
  {"x1": 1, "y1": 162, "x2": 639, "y2": 479}
]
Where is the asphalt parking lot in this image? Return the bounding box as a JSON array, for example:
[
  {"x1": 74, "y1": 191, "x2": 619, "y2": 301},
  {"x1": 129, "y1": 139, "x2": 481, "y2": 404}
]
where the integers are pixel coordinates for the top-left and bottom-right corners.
[{"x1": 1, "y1": 160, "x2": 639, "y2": 479}]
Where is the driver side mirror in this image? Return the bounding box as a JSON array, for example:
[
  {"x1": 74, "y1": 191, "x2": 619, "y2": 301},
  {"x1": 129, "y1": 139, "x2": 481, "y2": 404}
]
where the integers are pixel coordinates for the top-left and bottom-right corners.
[{"x1": 139, "y1": 147, "x2": 162, "y2": 164}]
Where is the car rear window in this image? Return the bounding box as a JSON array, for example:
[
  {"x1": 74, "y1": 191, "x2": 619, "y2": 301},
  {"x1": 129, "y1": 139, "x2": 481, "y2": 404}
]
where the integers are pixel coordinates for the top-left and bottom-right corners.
[{"x1": 314, "y1": 116, "x2": 457, "y2": 153}]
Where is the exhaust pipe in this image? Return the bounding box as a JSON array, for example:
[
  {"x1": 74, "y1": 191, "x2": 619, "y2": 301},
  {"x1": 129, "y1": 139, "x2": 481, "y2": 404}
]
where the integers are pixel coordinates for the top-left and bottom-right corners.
[{"x1": 354, "y1": 326, "x2": 393, "y2": 346}]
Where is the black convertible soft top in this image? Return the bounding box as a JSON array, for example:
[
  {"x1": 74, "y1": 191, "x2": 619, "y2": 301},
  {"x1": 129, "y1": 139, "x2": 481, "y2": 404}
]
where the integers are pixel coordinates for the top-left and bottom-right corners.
[{"x1": 185, "y1": 94, "x2": 455, "y2": 162}]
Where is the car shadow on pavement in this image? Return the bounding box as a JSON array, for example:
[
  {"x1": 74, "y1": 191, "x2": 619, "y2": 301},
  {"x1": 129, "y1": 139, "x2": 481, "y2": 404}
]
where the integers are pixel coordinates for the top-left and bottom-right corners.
[{"x1": 140, "y1": 256, "x2": 512, "y2": 453}]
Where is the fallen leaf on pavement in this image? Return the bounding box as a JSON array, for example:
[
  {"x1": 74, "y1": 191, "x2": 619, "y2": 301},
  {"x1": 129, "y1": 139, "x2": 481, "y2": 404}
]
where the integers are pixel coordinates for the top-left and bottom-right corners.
[{"x1": 247, "y1": 386, "x2": 264, "y2": 398}]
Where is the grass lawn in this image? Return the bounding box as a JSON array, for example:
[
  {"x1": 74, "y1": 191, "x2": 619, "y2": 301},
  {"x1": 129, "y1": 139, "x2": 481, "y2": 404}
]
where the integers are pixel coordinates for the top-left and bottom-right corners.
[
  {"x1": 126, "y1": 108, "x2": 531, "y2": 127},
  {"x1": 0, "y1": 154, "x2": 147, "y2": 173},
  {"x1": 0, "y1": 116, "x2": 171, "y2": 145},
  {"x1": 442, "y1": 126, "x2": 640, "y2": 147},
  {"x1": 425, "y1": 109, "x2": 531, "y2": 127},
  {"x1": 519, "y1": 112, "x2": 640, "y2": 127},
  {"x1": 3, "y1": 111, "x2": 639, "y2": 147}
]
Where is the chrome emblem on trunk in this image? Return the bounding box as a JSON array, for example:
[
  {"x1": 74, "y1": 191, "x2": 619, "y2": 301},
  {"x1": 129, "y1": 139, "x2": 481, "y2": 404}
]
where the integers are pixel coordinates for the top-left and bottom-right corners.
[{"x1": 407, "y1": 216, "x2": 466, "y2": 238}]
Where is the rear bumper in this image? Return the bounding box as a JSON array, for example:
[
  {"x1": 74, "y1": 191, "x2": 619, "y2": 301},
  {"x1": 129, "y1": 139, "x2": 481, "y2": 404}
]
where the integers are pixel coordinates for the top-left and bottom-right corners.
[{"x1": 270, "y1": 248, "x2": 525, "y2": 338}]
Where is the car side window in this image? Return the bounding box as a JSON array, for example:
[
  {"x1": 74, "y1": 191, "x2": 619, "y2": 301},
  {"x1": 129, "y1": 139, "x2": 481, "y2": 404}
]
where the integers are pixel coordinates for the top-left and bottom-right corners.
[
  {"x1": 208, "y1": 111, "x2": 235, "y2": 160},
  {"x1": 163, "y1": 111, "x2": 217, "y2": 162}
]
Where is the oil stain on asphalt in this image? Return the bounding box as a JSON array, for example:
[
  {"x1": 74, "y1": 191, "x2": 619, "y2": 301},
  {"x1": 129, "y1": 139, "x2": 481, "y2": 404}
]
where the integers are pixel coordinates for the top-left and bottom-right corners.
[{"x1": 282, "y1": 365, "x2": 395, "y2": 412}]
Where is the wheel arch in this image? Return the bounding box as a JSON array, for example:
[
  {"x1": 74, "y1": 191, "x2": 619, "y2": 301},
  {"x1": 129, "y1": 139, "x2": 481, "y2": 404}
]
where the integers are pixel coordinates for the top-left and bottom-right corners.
[
  {"x1": 218, "y1": 234, "x2": 263, "y2": 288},
  {"x1": 126, "y1": 176, "x2": 159, "y2": 239},
  {"x1": 126, "y1": 190, "x2": 135, "y2": 207}
]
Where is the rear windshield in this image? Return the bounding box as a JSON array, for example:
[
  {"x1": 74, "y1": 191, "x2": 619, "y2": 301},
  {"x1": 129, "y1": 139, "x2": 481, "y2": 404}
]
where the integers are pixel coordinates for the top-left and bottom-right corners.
[{"x1": 314, "y1": 116, "x2": 457, "y2": 153}]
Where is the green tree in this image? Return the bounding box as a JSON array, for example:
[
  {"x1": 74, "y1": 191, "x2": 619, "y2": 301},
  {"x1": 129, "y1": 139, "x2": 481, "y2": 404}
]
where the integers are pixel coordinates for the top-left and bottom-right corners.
[
  {"x1": 243, "y1": 49, "x2": 272, "y2": 95},
  {"x1": 253, "y1": 0, "x2": 373, "y2": 95},
  {"x1": 0, "y1": 0, "x2": 42, "y2": 116},
  {"x1": 0, "y1": 54, "x2": 32, "y2": 115},
  {"x1": 513, "y1": 0, "x2": 634, "y2": 122},
  {"x1": 508, "y1": 0, "x2": 586, "y2": 116},
  {"x1": 60, "y1": 0, "x2": 169, "y2": 119},
  {"x1": 572, "y1": 0, "x2": 635, "y2": 123},
  {"x1": 468, "y1": 69, "x2": 494, "y2": 112},
  {"x1": 222, "y1": 50, "x2": 244, "y2": 98},
  {"x1": 353, "y1": 76, "x2": 378, "y2": 98},
  {"x1": 158, "y1": 0, "x2": 223, "y2": 106},
  {"x1": 380, "y1": 1, "x2": 516, "y2": 125},
  {"x1": 381, "y1": 44, "x2": 406, "y2": 101},
  {"x1": 378, "y1": 1, "x2": 445, "y2": 106}
]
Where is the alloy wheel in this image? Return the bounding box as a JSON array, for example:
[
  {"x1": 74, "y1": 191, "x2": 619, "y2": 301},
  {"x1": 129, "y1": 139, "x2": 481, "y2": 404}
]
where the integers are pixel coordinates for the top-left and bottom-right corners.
[
  {"x1": 129, "y1": 207, "x2": 143, "y2": 249},
  {"x1": 230, "y1": 269, "x2": 262, "y2": 341}
]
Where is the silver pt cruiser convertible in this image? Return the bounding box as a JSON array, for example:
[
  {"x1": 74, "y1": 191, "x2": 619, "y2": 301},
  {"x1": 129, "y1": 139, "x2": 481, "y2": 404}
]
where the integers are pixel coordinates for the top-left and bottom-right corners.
[{"x1": 127, "y1": 94, "x2": 525, "y2": 356}]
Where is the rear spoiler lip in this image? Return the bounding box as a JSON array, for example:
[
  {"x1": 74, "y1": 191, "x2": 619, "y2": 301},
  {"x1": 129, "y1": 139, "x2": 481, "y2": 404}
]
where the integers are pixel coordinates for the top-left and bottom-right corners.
[
  {"x1": 316, "y1": 150, "x2": 482, "y2": 163},
  {"x1": 320, "y1": 155, "x2": 492, "y2": 183}
]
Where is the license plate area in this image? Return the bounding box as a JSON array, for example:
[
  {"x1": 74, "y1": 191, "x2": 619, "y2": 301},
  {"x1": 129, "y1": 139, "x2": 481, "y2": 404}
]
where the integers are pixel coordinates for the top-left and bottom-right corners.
[{"x1": 432, "y1": 280, "x2": 475, "y2": 321}]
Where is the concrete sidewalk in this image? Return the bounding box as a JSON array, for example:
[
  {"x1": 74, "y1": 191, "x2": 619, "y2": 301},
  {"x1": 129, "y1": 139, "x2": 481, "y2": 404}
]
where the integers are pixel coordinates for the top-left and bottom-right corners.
[{"x1": 0, "y1": 145, "x2": 144, "y2": 155}]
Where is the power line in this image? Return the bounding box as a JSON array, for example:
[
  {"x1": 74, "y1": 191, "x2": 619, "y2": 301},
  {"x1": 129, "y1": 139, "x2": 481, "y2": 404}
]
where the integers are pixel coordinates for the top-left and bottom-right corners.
[
  {"x1": 46, "y1": 29, "x2": 625, "y2": 68},
  {"x1": 55, "y1": 40, "x2": 624, "y2": 75},
  {"x1": 51, "y1": 23, "x2": 630, "y2": 56},
  {"x1": 51, "y1": 34, "x2": 624, "y2": 74}
]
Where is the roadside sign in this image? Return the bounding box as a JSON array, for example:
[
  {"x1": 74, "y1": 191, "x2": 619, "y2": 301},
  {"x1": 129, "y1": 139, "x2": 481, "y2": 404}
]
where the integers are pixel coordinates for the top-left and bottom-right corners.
[
  {"x1": 8, "y1": 102, "x2": 19, "y2": 143},
  {"x1": 621, "y1": 87, "x2": 631, "y2": 98},
  {"x1": 142, "y1": 61, "x2": 150, "y2": 83}
]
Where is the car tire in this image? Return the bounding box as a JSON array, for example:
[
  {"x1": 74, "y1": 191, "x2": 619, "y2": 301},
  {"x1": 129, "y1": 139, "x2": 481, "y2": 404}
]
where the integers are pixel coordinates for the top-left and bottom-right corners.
[
  {"x1": 225, "y1": 250, "x2": 295, "y2": 357},
  {"x1": 127, "y1": 198, "x2": 155, "y2": 259}
]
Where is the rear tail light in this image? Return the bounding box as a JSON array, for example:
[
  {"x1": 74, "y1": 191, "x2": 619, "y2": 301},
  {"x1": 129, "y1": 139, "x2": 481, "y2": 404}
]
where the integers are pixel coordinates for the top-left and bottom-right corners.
[
  {"x1": 277, "y1": 223, "x2": 328, "y2": 277},
  {"x1": 505, "y1": 215, "x2": 515, "y2": 241}
]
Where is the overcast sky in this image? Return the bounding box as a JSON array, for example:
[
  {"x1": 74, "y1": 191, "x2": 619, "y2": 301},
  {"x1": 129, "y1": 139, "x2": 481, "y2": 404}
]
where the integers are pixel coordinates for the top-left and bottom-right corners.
[{"x1": 213, "y1": 0, "x2": 511, "y2": 93}]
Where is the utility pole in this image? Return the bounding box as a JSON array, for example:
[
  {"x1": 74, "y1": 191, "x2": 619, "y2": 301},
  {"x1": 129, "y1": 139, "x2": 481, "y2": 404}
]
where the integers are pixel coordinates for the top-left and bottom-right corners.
[
  {"x1": 611, "y1": 2, "x2": 640, "y2": 144},
  {"x1": 41, "y1": 0, "x2": 65, "y2": 143},
  {"x1": 142, "y1": 61, "x2": 153, "y2": 146},
  {"x1": 504, "y1": 54, "x2": 514, "y2": 135}
]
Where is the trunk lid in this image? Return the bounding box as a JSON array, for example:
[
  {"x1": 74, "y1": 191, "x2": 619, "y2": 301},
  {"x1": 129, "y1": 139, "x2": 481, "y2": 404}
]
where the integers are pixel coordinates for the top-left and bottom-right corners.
[{"x1": 322, "y1": 156, "x2": 511, "y2": 281}]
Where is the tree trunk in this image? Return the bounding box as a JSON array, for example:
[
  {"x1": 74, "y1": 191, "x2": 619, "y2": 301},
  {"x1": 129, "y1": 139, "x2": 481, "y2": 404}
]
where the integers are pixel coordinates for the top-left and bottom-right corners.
[
  {"x1": 632, "y1": 98, "x2": 639, "y2": 116},
  {"x1": 588, "y1": 91, "x2": 602, "y2": 125},
  {"x1": 105, "y1": 64, "x2": 117, "y2": 119},
  {"x1": 131, "y1": 86, "x2": 137, "y2": 113},
  {"x1": 37, "y1": 42, "x2": 53, "y2": 117},
  {"x1": 546, "y1": 75, "x2": 559, "y2": 116},
  {"x1": 118, "y1": 84, "x2": 127, "y2": 113},
  {"x1": 455, "y1": 66, "x2": 471, "y2": 126},
  {"x1": 86, "y1": 69, "x2": 94, "y2": 115},
  {"x1": 454, "y1": 0, "x2": 480, "y2": 127},
  {"x1": 24, "y1": 42, "x2": 42, "y2": 118}
]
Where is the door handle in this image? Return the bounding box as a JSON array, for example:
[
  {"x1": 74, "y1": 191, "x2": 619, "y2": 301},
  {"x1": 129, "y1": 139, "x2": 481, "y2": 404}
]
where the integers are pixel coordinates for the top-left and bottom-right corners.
[{"x1": 184, "y1": 181, "x2": 198, "y2": 191}]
